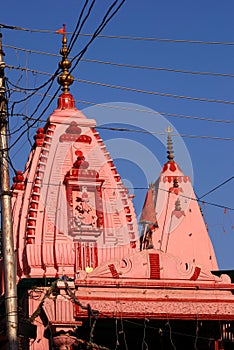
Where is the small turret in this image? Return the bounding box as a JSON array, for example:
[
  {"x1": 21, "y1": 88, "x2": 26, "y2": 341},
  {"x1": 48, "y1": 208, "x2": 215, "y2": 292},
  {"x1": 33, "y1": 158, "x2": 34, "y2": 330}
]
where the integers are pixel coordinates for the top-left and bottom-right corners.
[{"x1": 139, "y1": 127, "x2": 218, "y2": 271}]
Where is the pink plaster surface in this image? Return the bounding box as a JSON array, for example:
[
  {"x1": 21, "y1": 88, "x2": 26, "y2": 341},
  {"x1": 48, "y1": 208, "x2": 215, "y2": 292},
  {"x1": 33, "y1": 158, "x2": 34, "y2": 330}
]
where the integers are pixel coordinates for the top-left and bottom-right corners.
[
  {"x1": 141, "y1": 160, "x2": 218, "y2": 271},
  {"x1": 0, "y1": 95, "x2": 233, "y2": 350},
  {"x1": 10, "y1": 99, "x2": 138, "y2": 280}
]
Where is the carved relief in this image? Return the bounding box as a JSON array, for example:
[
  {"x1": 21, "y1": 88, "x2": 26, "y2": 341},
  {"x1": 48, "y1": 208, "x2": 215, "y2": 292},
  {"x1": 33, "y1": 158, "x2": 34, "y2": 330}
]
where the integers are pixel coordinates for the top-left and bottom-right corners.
[
  {"x1": 63, "y1": 150, "x2": 104, "y2": 242},
  {"x1": 73, "y1": 187, "x2": 97, "y2": 228}
]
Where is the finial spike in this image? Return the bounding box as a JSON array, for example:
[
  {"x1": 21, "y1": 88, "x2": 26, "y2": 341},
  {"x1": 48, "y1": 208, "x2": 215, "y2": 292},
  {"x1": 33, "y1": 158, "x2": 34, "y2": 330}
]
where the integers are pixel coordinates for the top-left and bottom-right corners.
[
  {"x1": 57, "y1": 24, "x2": 74, "y2": 94},
  {"x1": 165, "y1": 125, "x2": 174, "y2": 162},
  {"x1": 62, "y1": 23, "x2": 66, "y2": 38}
]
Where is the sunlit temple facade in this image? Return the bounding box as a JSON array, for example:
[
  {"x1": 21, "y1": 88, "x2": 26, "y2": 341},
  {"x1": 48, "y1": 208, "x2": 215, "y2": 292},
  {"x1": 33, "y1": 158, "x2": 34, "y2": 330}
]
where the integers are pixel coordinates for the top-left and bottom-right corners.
[{"x1": 1, "y1": 32, "x2": 234, "y2": 350}]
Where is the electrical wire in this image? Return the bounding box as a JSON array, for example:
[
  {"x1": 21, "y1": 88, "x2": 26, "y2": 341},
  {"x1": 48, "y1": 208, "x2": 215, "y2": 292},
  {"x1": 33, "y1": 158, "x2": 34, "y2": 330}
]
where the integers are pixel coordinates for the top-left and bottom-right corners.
[
  {"x1": 6, "y1": 92, "x2": 234, "y2": 141},
  {"x1": 6, "y1": 33, "x2": 234, "y2": 139},
  {"x1": 7, "y1": 77, "x2": 52, "y2": 92},
  {"x1": 198, "y1": 176, "x2": 234, "y2": 200},
  {"x1": 5, "y1": 66, "x2": 234, "y2": 127},
  {"x1": 95, "y1": 126, "x2": 234, "y2": 141},
  {"x1": 8, "y1": 175, "x2": 234, "y2": 211},
  {"x1": 4, "y1": 43, "x2": 59, "y2": 57},
  {"x1": 5, "y1": 44, "x2": 234, "y2": 80},
  {"x1": 6, "y1": 0, "x2": 126, "y2": 152},
  {"x1": 68, "y1": 0, "x2": 95, "y2": 52},
  {"x1": 6, "y1": 75, "x2": 234, "y2": 124},
  {"x1": 12, "y1": 66, "x2": 234, "y2": 113},
  {"x1": 6, "y1": 66, "x2": 234, "y2": 124},
  {"x1": 76, "y1": 98, "x2": 234, "y2": 124},
  {"x1": 78, "y1": 33, "x2": 234, "y2": 46},
  {"x1": 69, "y1": 0, "x2": 126, "y2": 73},
  {"x1": 77, "y1": 78, "x2": 234, "y2": 106},
  {"x1": 4, "y1": 5, "x2": 113, "y2": 148},
  {"x1": 3, "y1": 22, "x2": 234, "y2": 46},
  {"x1": 2, "y1": 42, "x2": 60, "y2": 136},
  {"x1": 0, "y1": 308, "x2": 231, "y2": 347},
  {"x1": 166, "y1": 321, "x2": 176, "y2": 350},
  {"x1": 8, "y1": 84, "x2": 59, "y2": 150},
  {"x1": 81, "y1": 57, "x2": 234, "y2": 78},
  {"x1": 9, "y1": 70, "x2": 57, "y2": 106},
  {"x1": 83, "y1": 308, "x2": 234, "y2": 346},
  {"x1": 6, "y1": 89, "x2": 234, "y2": 142}
]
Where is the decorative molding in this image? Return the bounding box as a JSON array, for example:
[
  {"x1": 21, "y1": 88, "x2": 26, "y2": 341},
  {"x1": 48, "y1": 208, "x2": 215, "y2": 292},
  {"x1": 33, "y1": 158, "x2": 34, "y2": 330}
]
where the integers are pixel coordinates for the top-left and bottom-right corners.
[{"x1": 74, "y1": 297, "x2": 234, "y2": 320}]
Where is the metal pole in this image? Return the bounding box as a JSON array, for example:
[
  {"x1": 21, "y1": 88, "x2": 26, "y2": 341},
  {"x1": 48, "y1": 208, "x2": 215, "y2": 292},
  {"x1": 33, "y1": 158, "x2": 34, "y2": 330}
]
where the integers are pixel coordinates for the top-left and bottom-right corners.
[{"x1": 0, "y1": 33, "x2": 18, "y2": 350}]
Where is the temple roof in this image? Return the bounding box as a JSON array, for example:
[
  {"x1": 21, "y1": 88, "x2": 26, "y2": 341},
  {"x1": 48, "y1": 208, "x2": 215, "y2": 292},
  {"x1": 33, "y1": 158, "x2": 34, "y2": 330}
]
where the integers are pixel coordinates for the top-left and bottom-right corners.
[
  {"x1": 1, "y1": 32, "x2": 219, "y2": 286},
  {"x1": 140, "y1": 128, "x2": 218, "y2": 272},
  {"x1": 10, "y1": 32, "x2": 138, "y2": 279}
]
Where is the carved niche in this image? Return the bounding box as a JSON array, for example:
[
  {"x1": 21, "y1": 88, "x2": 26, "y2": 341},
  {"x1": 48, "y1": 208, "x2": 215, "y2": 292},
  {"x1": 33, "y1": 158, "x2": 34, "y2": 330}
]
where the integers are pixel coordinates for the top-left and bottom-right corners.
[{"x1": 63, "y1": 150, "x2": 104, "y2": 242}]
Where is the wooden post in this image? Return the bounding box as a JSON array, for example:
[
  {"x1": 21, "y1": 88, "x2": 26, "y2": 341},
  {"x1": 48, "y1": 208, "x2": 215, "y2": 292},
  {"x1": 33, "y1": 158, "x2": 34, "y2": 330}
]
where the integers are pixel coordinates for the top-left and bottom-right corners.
[{"x1": 0, "y1": 32, "x2": 18, "y2": 350}]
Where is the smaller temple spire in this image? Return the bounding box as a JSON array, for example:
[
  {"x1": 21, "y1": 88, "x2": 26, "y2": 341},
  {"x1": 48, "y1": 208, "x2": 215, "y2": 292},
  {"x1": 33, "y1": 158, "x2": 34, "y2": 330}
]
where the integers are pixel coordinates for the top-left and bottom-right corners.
[
  {"x1": 165, "y1": 126, "x2": 174, "y2": 162},
  {"x1": 57, "y1": 24, "x2": 74, "y2": 93}
]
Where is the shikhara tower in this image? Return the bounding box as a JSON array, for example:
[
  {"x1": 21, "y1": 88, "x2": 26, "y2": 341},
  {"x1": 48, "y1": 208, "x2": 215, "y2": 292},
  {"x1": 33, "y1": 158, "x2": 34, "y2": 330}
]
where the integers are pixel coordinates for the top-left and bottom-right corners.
[
  {"x1": 140, "y1": 126, "x2": 218, "y2": 272},
  {"x1": 10, "y1": 32, "x2": 138, "y2": 280},
  {"x1": 1, "y1": 31, "x2": 234, "y2": 350}
]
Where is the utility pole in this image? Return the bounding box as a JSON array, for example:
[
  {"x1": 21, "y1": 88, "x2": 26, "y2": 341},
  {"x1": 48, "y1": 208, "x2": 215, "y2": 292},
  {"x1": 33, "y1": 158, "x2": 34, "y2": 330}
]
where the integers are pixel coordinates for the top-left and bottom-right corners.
[{"x1": 0, "y1": 33, "x2": 18, "y2": 350}]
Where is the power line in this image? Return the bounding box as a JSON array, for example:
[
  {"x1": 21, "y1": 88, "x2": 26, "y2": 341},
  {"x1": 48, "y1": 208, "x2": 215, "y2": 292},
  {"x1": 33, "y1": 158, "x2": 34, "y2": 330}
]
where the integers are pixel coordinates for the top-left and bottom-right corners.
[
  {"x1": 69, "y1": 0, "x2": 126, "y2": 72},
  {"x1": 2, "y1": 22, "x2": 234, "y2": 46},
  {"x1": 78, "y1": 78, "x2": 234, "y2": 106},
  {"x1": 4, "y1": 44, "x2": 59, "y2": 57},
  {"x1": 9, "y1": 177, "x2": 234, "y2": 211},
  {"x1": 5, "y1": 1, "x2": 98, "y2": 101},
  {"x1": 81, "y1": 57, "x2": 234, "y2": 79},
  {"x1": 198, "y1": 176, "x2": 234, "y2": 200},
  {"x1": 7, "y1": 62, "x2": 60, "y2": 139},
  {"x1": 141, "y1": 185, "x2": 234, "y2": 211},
  {"x1": 4, "y1": 44, "x2": 234, "y2": 79},
  {"x1": 79, "y1": 33, "x2": 234, "y2": 46},
  {"x1": 0, "y1": 23, "x2": 56, "y2": 34},
  {"x1": 7, "y1": 78, "x2": 50, "y2": 92},
  {"x1": 5, "y1": 0, "x2": 126, "y2": 151},
  {"x1": 68, "y1": 0, "x2": 95, "y2": 52},
  {"x1": 7, "y1": 89, "x2": 234, "y2": 139},
  {"x1": 95, "y1": 125, "x2": 234, "y2": 141},
  {"x1": 7, "y1": 64, "x2": 234, "y2": 110},
  {"x1": 76, "y1": 99, "x2": 234, "y2": 124},
  {"x1": 6, "y1": 3, "x2": 95, "y2": 146},
  {"x1": 7, "y1": 74, "x2": 234, "y2": 124}
]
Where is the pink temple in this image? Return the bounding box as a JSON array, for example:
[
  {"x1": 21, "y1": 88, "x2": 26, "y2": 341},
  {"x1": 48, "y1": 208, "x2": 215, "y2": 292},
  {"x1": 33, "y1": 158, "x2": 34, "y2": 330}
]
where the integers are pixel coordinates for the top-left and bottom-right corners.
[{"x1": 0, "y1": 33, "x2": 234, "y2": 350}]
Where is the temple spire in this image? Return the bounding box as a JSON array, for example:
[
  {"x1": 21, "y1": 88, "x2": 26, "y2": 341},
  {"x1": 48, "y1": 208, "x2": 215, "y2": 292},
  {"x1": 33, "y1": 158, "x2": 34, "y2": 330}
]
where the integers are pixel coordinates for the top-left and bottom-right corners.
[{"x1": 165, "y1": 126, "x2": 174, "y2": 162}]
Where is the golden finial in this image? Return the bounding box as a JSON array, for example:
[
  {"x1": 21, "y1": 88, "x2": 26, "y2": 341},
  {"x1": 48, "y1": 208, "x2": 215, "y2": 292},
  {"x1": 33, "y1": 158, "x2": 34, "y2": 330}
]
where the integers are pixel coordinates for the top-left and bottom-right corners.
[
  {"x1": 57, "y1": 24, "x2": 74, "y2": 93},
  {"x1": 165, "y1": 125, "x2": 174, "y2": 162}
]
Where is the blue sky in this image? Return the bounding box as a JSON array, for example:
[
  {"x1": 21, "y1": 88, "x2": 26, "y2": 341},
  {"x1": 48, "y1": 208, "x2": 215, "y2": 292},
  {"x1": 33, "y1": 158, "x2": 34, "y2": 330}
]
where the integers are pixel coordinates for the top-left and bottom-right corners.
[{"x1": 1, "y1": 1, "x2": 234, "y2": 269}]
